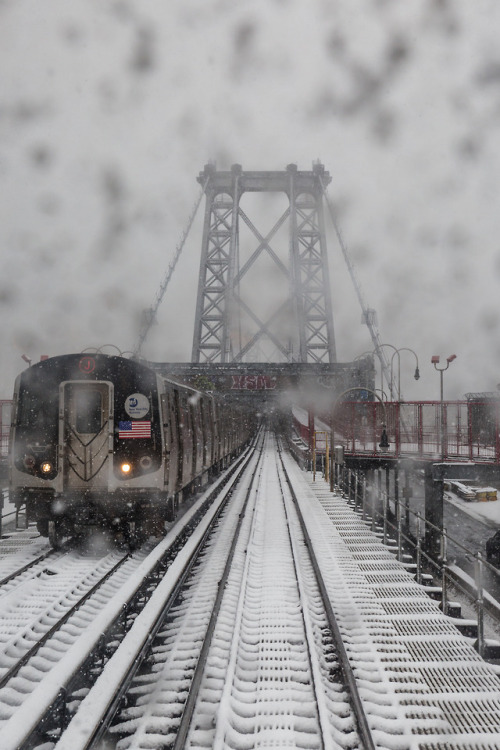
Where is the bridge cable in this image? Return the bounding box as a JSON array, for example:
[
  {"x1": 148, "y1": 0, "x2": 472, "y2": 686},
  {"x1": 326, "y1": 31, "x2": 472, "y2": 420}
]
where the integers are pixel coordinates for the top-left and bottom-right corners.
[
  {"x1": 319, "y1": 176, "x2": 398, "y2": 399},
  {"x1": 133, "y1": 176, "x2": 209, "y2": 357}
]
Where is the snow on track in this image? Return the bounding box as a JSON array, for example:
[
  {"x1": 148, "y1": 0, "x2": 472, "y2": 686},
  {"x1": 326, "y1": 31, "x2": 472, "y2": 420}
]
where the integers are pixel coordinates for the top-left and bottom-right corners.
[
  {"x1": 52, "y1": 445, "x2": 261, "y2": 750},
  {"x1": 192, "y1": 437, "x2": 354, "y2": 749},
  {"x1": 105, "y1": 446, "x2": 264, "y2": 749},
  {"x1": 0, "y1": 547, "x2": 134, "y2": 721},
  {"x1": 17, "y1": 434, "x2": 500, "y2": 749},
  {"x1": 0, "y1": 527, "x2": 50, "y2": 582},
  {"x1": 93, "y1": 434, "x2": 358, "y2": 749},
  {"x1": 283, "y1": 451, "x2": 500, "y2": 748}
]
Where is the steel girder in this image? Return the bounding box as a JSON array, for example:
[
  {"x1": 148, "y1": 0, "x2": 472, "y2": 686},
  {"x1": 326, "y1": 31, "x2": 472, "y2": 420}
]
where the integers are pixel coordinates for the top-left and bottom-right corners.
[{"x1": 191, "y1": 163, "x2": 336, "y2": 364}]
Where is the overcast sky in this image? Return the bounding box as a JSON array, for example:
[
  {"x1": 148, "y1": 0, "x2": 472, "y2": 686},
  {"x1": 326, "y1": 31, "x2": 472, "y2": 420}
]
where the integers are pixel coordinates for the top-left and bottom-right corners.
[{"x1": 1, "y1": 0, "x2": 500, "y2": 400}]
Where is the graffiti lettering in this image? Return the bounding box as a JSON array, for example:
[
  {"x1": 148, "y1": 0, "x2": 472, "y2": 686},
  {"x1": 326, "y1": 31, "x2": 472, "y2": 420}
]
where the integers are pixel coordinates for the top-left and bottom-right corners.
[{"x1": 230, "y1": 375, "x2": 277, "y2": 391}]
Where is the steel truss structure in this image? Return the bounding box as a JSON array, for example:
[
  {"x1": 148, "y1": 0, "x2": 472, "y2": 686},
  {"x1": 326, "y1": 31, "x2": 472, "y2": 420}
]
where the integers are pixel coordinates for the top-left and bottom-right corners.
[{"x1": 191, "y1": 163, "x2": 336, "y2": 364}]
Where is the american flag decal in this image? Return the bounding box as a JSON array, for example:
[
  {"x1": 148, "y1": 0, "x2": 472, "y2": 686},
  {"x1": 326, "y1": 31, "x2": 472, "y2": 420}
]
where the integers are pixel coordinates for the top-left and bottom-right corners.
[{"x1": 118, "y1": 421, "x2": 151, "y2": 438}]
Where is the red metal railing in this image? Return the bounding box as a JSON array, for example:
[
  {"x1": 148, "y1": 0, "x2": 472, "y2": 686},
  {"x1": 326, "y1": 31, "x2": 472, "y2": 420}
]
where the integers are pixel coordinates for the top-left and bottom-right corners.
[
  {"x1": 2, "y1": 397, "x2": 500, "y2": 464},
  {"x1": 294, "y1": 401, "x2": 500, "y2": 463}
]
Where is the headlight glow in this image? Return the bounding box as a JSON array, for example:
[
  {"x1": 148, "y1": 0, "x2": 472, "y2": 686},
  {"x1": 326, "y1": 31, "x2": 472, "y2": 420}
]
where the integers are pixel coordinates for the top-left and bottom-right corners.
[
  {"x1": 121, "y1": 462, "x2": 132, "y2": 475},
  {"x1": 41, "y1": 462, "x2": 52, "y2": 474}
]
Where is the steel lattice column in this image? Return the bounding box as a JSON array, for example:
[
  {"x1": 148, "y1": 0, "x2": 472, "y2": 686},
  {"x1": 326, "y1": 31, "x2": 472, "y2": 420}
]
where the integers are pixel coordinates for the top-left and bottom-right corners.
[
  {"x1": 289, "y1": 163, "x2": 336, "y2": 363},
  {"x1": 191, "y1": 163, "x2": 336, "y2": 364},
  {"x1": 191, "y1": 164, "x2": 240, "y2": 363}
]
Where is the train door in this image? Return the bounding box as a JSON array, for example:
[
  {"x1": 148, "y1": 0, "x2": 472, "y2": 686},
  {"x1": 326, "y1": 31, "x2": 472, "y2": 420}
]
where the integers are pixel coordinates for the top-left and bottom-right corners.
[
  {"x1": 161, "y1": 390, "x2": 179, "y2": 496},
  {"x1": 178, "y1": 391, "x2": 193, "y2": 488},
  {"x1": 212, "y1": 400, "x2": 221, "y2": 468},
  {"x1": 191, "y1": 400, "x2": 203, "y2": 478},
  {"x1": 200, "y1": 397, "x2": 212, "y2": 471},
  {"x1": 60, "y1": 381, "x2": 113, "y2": 490}
]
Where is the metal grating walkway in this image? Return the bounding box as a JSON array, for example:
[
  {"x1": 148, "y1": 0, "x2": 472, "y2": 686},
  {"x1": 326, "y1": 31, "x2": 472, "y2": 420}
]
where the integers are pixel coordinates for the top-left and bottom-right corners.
[{"x1": 284, "y1": 456, "x2": 500, "y2": 749}]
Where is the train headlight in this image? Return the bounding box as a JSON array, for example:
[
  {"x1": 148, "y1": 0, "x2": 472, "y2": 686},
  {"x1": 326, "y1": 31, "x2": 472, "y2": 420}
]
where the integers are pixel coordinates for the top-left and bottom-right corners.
[
  {"x1": 41, "y1": 462, "x2": 52, "y2": 474},
  {"x1": 120, "y1": 462, "x2": 132, "y2": 475}
]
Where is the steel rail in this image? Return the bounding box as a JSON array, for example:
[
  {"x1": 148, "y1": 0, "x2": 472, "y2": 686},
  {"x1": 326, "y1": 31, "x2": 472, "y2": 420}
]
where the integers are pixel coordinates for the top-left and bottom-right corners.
[
  {"x1": 0, "y1": 553, "x2": 130, "y2": 691},
  {"x1": 172, "y1": 441, "x2": 265, "y2": 750},
  {"x1": 9, "y1": 441, "x2": 258, "y2": 750},
  {"x1": 0, "y1": 548, "x2": 56, "y2": 587},
  {"x1": 57, "y1": 435, "x2": 263, "y2": 750},
  {"x1": 275, "y1": 449, "x2": 330, "y2": 750},
  {"x1": 277, "y1": 442, "x2": 377, "y2": 750}
]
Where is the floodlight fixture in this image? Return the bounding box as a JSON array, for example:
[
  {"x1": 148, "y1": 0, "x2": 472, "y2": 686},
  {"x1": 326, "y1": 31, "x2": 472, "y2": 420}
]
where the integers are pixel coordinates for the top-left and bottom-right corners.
[{"x1": 432, "y1": 353, "x2": 458, "y2": 459}]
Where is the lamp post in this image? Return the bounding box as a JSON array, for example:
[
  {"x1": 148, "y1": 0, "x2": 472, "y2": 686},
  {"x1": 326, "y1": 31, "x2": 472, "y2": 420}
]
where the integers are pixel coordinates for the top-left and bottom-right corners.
[
  {"x1": 390, "y1": 348, "x2": 420, "y2": 402},
  {"x1": 355, "y1": 344, "x2": 399, "y2": 399},
  {"x1": 432, "y1": 354, "x2": 457, "y2": 460},
  {"x1": 374, "y1": 388, "x2": 389, "y2": 403},
  {"x1": 356, "y1": 345, "x2": 420, "y2": 401},
  {"x1": 374, "y1": 344, "x2": 399, "y2": 399}
]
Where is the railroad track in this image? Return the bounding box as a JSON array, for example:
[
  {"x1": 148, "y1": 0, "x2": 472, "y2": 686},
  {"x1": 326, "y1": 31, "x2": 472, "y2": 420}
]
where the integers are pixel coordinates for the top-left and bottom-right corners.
[
  {"x1": 0, "y1": 526, "x2": 51, "y2": 583},
  {"x1": 4, "y1": 431, "x2": 500, "y2": 749},
  {"x1": 0, "y1": 549, "x2": 132, "y2": 692},
  {"x1": 0, "y1": 439, "x2": 258, "y2": 750},
  {"x1": 0, "y1": 545, "x2": 58, "y2": 587},
  {"x1": 51, "y1": 433, "x2": 377, "y2": 749}
]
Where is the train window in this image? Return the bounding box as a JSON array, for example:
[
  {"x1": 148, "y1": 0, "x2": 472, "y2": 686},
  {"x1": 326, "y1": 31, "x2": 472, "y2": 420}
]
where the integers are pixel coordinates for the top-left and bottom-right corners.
[
  {"x1": 75, "y1": 389, "x2": 102, "y2": 434},
  {"x1": 17, "y1": 384, "x2": 58, "y2": 432}
]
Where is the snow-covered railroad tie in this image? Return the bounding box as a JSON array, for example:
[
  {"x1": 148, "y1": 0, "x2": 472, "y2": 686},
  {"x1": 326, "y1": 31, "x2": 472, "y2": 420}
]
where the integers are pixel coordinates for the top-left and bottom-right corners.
[
  {"x1": 53, "y1": 437, "x2": 267, "y2": 749},
  {"x1": 0, "y1": 546, "x2": 138, "y2": 728},
  {"x1": 0, "y1": 440, "x2": 258, "y2": 750},
  {"x1": 56, "y1": 432, "x2": 369, "y2": 749},
  {"x1": 176, "y1": 435, "x2": 369, "y2": 749},
  {"x1": 0, "y1": 527, "x2": 52, "y2": 585},
  {"x1": 282, "y1": 448, "x2": 500, "y2": 749},
  {"x1": 11, "y1": 430, "x2": 500, "y2": 749}
]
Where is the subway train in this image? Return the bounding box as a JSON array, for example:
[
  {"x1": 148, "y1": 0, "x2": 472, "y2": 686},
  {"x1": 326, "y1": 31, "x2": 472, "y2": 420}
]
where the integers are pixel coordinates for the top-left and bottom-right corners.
[{"x1": 9, "y1": 352, "x2": 256, "y2": 547}]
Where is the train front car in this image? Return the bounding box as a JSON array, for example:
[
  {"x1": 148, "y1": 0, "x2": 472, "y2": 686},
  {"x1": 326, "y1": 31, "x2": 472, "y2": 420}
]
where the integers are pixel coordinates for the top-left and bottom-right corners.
[{"x1": 10, "y1": 353, "x2": 164, "y2": 547}]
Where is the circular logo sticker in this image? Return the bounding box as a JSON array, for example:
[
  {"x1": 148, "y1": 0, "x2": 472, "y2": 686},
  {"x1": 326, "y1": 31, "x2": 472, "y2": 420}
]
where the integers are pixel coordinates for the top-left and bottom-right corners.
[
  {"x1": 79, "y1": 356, "x2": 96, "y2": 374},
  {"x1": 125, "y1": 393, "x2": 150, "y2": 418}
]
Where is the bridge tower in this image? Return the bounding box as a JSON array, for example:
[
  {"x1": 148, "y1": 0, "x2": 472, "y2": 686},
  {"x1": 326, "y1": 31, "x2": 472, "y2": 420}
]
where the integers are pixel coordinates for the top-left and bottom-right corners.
[{"x1": 191, "y1": 163, "x2": 336, "y2": 364}]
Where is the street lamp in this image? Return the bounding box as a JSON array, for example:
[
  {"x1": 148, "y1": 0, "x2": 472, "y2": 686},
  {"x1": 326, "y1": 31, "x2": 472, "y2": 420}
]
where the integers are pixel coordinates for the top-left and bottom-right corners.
[
  {"x1": 432, "y1": 354, "x2": 457, "y2": 459},
  {"x1": 390, "y1": 348, "x2": 420, "y2": 402},
  {"x1": 356, "y1": 345, "x2": 420, "y2": 400},
  {"x1": 355, "y1": 344, "x2": 400, "y2": 399},
  {"x1": 374, "y1": 344, "x2": 399, "y2": 399}
]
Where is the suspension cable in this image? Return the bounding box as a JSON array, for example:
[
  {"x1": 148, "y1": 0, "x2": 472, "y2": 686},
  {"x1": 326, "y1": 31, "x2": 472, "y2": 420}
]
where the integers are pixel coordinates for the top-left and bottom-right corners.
[
  {"x1": 319, "y1": 176, "x2": 397, "y2": 398},
  {"x1": 133, "y1": 177, "x2": 209, "y2": 357}
]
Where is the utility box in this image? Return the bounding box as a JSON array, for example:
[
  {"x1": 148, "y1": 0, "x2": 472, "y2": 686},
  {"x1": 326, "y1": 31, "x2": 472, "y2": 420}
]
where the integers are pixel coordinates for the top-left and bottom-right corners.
[{"x1": 334, "y1": 446, "x2": 344, "y2": 465}]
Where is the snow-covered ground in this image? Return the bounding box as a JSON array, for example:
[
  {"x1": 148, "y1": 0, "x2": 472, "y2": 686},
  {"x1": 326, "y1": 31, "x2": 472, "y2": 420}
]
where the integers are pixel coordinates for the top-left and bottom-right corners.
[{"x1": 445, "y1": 488, "x2": 500, "y2": 528}]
